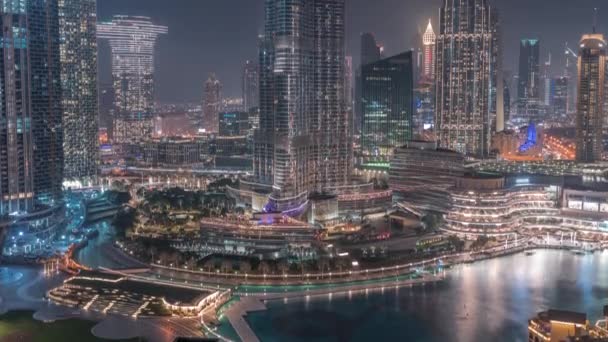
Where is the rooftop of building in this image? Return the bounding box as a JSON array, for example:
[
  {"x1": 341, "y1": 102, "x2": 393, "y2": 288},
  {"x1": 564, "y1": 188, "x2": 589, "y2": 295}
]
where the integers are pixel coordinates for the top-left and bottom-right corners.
[
  {"x1": 461, "y1": 172, "x2": 505, "y2": 180},
  {"x1": 66, "y1": 271, "x2": 212, "y2": 306},
  {"x1": 537, "y1": 309, "x2": 587, "y2": 325},
  {"x1": 396, "y1": 140, "x2": 462, "y2": 155}
]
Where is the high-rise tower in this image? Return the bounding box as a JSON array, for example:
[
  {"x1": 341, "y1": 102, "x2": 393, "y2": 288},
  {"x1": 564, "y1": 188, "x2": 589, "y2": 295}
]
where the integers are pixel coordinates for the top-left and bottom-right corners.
[
  {"x1": 202, "y1": 74, "x2": 222, "y2": 133},
  {"x1": 575, "y1": 34, "x2": 607, "y2": 163},
  {"x1": 254, "y1": 0, "x2": 349, "y2": 212},
  {"x1": 517, "y1": 39, "x2": 541, "y2": 122},
  {"x1": 242, "y1": 60, "x2": 259, "y2": 112},
  {"x1": 97, "y1": 16, "x2": 167, "y2": 144},
  {"x1": 361, "y1": 52, "x2": 414, "y2": 159},
  {"x1": 0, "y1": 0, "x2": 64, "y2": 214},
  {"x1": 356, "y1": 32, "x2": 383, "y2": 133},
  {"x1": 59, "y1": 0, "x2": 99, "y2": 182},
  {"x1": 435, "y1": 0, "x2": 499, "y2": 157},
  {"x1": 553, "y1": 76, "x2": 568, "y2": 119}
]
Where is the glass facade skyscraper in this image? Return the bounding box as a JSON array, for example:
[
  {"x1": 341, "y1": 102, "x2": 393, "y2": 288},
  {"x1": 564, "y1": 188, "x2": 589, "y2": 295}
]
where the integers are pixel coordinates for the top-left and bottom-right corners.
[
  {"x1": 59, "y1": 0, "x2": 98, "y2": 181},
  {"x1": 435, "y1": 0, "x2": 499, "y2": 157},
  {"x1": 97, "y1": 16, "x2": 167, "y2": 144},
  {"x1": 361, "y1": 51, "x2": 414, "y2": 159},
  {"x1": 254, "y1": 0, "x2": 349, "y2": 212},
  {"x1": 0, "y1": 0, "x2": 63, "y2": 214}
]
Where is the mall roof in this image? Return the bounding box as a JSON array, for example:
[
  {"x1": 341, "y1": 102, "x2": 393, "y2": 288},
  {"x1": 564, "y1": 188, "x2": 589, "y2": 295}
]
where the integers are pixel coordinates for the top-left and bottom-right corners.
[{"x1": 67, "y1": 273, "x2": 212, "y2": 306}]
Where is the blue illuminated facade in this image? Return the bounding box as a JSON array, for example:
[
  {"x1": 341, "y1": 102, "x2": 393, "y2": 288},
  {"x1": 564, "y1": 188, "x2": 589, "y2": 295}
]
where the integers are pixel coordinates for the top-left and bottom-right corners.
[{"x1": 519, "y1": 122, "x2": 537, "y2": 153}]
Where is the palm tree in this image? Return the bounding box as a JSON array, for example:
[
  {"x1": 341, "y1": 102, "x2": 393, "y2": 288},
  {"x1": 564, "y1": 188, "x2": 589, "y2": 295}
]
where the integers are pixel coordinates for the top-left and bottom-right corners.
[
  {"x1": 259, "y1": 261, "x2": 272, "y2": 275},
  {"x1": 204, "y1": 258, "x2": 216, "y2": 272},
  {"x1": 277, "y1": 260, "x2": 290, "y2": 276},
  {"x1": 220, "y1": 260, "x2": 232, "y2": 273},
  {"x1": 239, "y1": 260, "x2": 252, "y2": 274},
  {"x1": 318, "y1": 257, "x2": 330, "y2": 277}
]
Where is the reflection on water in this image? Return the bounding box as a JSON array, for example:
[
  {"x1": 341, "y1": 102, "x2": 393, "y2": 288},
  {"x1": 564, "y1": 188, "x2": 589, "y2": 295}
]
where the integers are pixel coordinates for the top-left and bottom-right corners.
[
  {"x1": 0, "y1": 267, "x2": 23, "y2": 284},
  {"x1": 74, "y1": 220, "x2": 120, "y2": 269},
  {"x1": 246, "y1": 250, "x2": 608, "y2": 342}
]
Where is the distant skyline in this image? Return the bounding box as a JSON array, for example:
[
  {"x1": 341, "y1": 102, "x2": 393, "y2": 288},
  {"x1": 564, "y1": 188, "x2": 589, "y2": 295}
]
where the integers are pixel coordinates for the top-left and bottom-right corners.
[{"x1": 98, "y1": 0, "x2": 607, "y2": 103}]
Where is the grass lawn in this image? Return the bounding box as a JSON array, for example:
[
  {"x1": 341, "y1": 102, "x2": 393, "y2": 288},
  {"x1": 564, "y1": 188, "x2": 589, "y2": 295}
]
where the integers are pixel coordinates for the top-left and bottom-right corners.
[{"x1": 0, "y1": 311, "x2": 143, "y2": 342}]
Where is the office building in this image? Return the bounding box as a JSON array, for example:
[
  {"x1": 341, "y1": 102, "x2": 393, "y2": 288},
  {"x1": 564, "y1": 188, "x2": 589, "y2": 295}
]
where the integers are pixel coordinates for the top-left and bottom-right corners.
[
  {"x1": 552, "y1": 76, "x2": 568, "y2": 119},
  {"x1": 355, "y1": 32, "x2": 383, "y2": 133},
  {"x1": 361, "y1": 32, "x2": 383, "y2": 66},
  {"x1": 361, "y1": 51, "x2": 414, "y2": 159},
  {"x1": 517, "y1": 39, "x2": 541, "y2": 122},
  {"x1": 254, "y1": 0, "x2": 350, "y2": 212},
  {"x1": 59, "y1": 0, "x2": 99, "y2": 181},
  {"x1": 202, "y1": 74, "x2": 222, "y2": 133},
  {"x1": 414, "y1": 83, "x2": 435, "y2": 134},
  {"x1": 0, "y1": 0, "x2": 63, "y2": 213},
  {"x1": 142, "y1": 137, "x2": 205, "y2": 167},
  {"x1": 435, "y1": 0, "x2": 500, "y2": 157},
  {"x1": 575, "y1": 34, "x2": 607, "y2": 163},
  {"x1": 242, "y1": 60, "x2": 259, "y2": 112},
  {"x1": 221, "y1": 97, "x2": 244, "y2": 112},
  {"x1": 97, "y1": 16, "x2": 167, "y2": 144},
  {"x1": 219, "y1": 111, "x2": 249, "y2": 137}
]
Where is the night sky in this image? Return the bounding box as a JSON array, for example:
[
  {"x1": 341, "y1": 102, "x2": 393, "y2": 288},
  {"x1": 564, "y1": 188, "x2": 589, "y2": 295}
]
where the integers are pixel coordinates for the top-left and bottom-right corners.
[{"x1": 97, "y1": 0, "x2": 607, "y2": 104}]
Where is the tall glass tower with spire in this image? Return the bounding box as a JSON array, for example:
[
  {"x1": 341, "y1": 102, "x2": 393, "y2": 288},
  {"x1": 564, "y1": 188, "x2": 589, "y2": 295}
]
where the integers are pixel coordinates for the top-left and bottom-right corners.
[{"x1": 254, "y1": 0, "x2": 350, "y2": 213}]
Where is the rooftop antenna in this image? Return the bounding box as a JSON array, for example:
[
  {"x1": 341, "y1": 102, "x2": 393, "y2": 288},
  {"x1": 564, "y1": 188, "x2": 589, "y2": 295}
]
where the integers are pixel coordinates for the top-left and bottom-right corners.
[{"x1": 593, "y1": 7, "x2": 598, "y2": 33}]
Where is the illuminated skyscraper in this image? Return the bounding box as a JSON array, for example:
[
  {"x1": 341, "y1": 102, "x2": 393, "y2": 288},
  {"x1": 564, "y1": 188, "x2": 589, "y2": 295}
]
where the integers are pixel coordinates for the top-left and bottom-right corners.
[
  {"x1": 255, "y1": 0, "x2": 349, "y2": 211},
  {"x1": 435, "y1": 0, "x2": 499, "y2": 157},
  {"x1": 202, "y1": 74, "x2": 222, "y2": 133},
  {"x1": 59, "y1": 0, "x2": 98, "y2": 181},
  {"x1": 361, "y1": 52, "x2": 414, "y2": 159},
  {"x1": 517, "y1": 39, "x2": 541, "y2": 122},
  {"x1": 575, "y1": 34, "x2": 607, "y2": 163},
  {"x1": 97, "y1": 16, "x2": 167, "y2": 143},
  {"x1": 421, "y1": 19, "x2": 436, "y2": 80},
  {"x1": 0, "y1": 0, "x2": 63, "y2": 214},
  {"x1": 242, "y1": 60, "x2": 259, "y2": 112}
]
